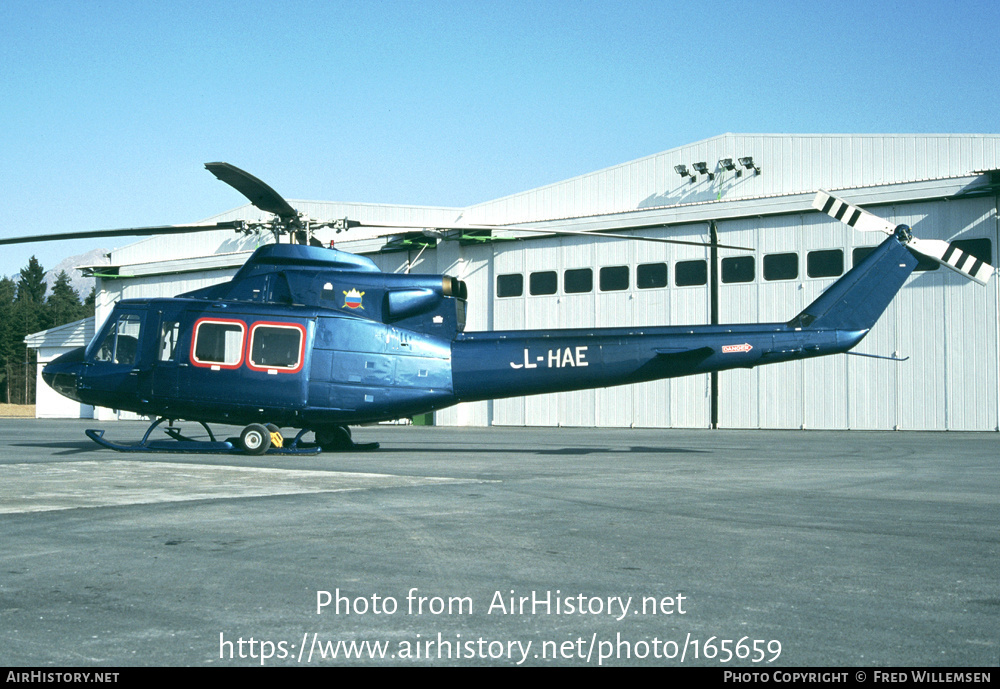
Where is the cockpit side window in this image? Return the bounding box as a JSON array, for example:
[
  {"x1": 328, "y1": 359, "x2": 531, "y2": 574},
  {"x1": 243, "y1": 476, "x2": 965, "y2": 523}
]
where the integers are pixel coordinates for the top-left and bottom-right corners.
[{"x1": 92, "y1": 313, "x2": 143, "y2": 365}]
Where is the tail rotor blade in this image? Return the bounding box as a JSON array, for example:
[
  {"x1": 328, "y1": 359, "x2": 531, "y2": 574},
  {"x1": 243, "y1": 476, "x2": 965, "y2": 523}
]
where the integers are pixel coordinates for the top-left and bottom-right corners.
[
  {"x1": 812, "y1": 190, "x2": 896, "y2": 234},
  {"x1": 907, "y1": 237, "x2": 995, "y2": 285}
]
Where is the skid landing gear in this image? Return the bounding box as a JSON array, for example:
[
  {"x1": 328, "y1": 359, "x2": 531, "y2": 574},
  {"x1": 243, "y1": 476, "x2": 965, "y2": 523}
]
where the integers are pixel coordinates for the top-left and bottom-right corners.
[
  {"x1": 85, "y1": 417, "x2": 320, "y2": 455},
  {"x1": 314, "y1": 425, "x2": 379, "y2": 452}
]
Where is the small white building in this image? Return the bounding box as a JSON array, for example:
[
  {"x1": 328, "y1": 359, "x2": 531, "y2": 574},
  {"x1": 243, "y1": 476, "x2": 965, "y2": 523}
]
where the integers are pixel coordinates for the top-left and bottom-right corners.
[{"x1": 24, "y1": 317, "x2": 95, "y2": 419}]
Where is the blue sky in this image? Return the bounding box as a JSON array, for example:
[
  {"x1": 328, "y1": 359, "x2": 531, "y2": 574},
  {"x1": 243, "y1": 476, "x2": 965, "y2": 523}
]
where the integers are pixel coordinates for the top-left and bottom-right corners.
[{"x1": 1, "y1": 0, "x2": 997, "y2": 282}]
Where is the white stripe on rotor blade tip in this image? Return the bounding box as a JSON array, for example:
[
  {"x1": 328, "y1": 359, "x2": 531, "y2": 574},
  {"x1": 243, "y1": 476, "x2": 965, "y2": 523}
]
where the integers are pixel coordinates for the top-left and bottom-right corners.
[
  {"x1": 812, "y1": 190, "x2": 895, "y2": 234},
  {"x1": 908, "y1": 237, "x2": 994, "y2": 285}
]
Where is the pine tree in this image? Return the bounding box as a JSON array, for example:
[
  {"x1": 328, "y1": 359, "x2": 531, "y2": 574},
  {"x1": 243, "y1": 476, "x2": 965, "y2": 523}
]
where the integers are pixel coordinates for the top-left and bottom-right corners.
[
  {"x1": 8, "y1": 258, "x2": 52, "y2": 403},
  {"x1": 0, "y1": 277, "x2": 15, "y2": 304},
  {"x1": 47, "y1": 270, "x2": 85, "y2": 326},
  {"x1": 0, "y1": 277, "x2": 14, "y2": 402},
  {"x1": 7, "y1": 300, "x2": 40, "y2": 405},
  {"x1": 16, "y1": 256, "x2": 47, "y2": 304}
]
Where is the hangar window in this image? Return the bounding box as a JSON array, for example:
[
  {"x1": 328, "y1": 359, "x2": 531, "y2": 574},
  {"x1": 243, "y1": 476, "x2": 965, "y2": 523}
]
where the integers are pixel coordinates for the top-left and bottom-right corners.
[
  {"x1": 564, "y1": 268, "x2": 593, "y2": 294},
  {"x1": 764, "y1": 253, "x2": 798, "y2": 281},
  {"x1": 852, "y1": 246, "x2": 877, "y2": 267},
  {"x1": 529, "y1": 271, "x2": 558, "y2": 295},
  {"x1": 637, "y1": 262, "x2": 668, "y2": 289},
  {"x1": 807, "y1": 249, "x2": 844, "y2": 278},
  {"x1": 721, "y1": 256, "x2": 755, "y2": 284},
  {"x1": 599, "y1": 266, "x2": 629, "y2": 291},
  {"x1": 675, "y1": 260, "x2": 707, "y2": 287},
  {"x1": 497, "y1": 273, "x2": 523, "y2": 298},
  {"x1": 248, "y1": 323, "x2": 306, "y2": 373},
  {"x1": 952, "y1": 238, "x2": 993, "y2": 264},
  {"x1": 191, "y1": 319, "x2": 245, "y2": 369}
]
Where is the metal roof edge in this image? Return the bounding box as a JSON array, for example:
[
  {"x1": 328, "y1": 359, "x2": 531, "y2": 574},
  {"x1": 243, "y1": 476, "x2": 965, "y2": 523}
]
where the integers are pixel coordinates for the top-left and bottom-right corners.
[
  {"x1": 86, "y1": 250, "x2": 253, "y2": 277},
  {"x1": 24, "y1": 316, "x2": 96, "y2": 348}
]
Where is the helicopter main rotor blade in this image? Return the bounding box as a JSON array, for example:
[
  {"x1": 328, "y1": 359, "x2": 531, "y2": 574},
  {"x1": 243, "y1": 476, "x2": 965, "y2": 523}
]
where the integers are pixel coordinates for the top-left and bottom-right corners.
[
  {"x1": 205, "y1": 162, "x2": 299, "y2": 222},
  {"x1": 465, "y1": 224, "x2": 754, "y2": 251},
  {"x1": 340, "y1": 220, "x2": 753, "y2": 252},
  {"x1": 0, "y1": 221, "x2": 249, "y2": 247},
  {"x1": 813, "y1": 190, "x2": 994, "y2": 285}
]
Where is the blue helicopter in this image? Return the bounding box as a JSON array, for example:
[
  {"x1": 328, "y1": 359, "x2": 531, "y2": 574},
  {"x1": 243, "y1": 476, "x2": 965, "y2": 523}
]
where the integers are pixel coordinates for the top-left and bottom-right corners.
[{"x1": 20, "y1": 164, "x2": 994, "y2": 453}]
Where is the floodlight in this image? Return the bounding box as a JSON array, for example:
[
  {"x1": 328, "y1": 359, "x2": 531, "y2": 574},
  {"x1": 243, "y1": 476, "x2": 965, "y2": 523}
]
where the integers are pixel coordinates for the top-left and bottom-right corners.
[
  {"x1": 692, "y1": 162, "x2": 714, "y2": 180},
  {"x1": 739, "y1": 156, "x2": 761, "y2": 175},
  {"x1": 674, "y1": 164, "x2": 695, "y2": 182}
]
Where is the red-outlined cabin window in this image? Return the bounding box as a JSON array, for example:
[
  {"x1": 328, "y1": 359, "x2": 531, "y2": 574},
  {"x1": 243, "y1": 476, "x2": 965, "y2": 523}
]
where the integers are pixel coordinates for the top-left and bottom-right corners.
[
  {"x1": 191, "y1": 318, "x2": 246, "y2": 370},
  {"x1": 247, "y1": 322, "x2": 306, "y2": 374}
]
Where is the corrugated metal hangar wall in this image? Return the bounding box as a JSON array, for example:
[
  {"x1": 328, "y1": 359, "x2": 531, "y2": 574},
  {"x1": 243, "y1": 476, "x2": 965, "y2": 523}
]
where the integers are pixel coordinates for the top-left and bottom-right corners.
[{"x1": 88, "y1": 134, "x2": 1000, "y2": 430}]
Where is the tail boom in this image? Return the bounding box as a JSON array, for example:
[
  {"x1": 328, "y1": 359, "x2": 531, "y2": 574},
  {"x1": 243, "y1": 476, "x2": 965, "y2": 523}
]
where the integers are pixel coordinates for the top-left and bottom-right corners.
[{"x1": 452, "y1": 235, "x2": 914, "y2": 402}]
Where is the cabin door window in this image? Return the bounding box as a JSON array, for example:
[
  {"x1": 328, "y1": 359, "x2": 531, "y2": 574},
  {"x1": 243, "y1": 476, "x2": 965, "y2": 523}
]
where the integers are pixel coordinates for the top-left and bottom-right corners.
[
  {"x1": 191, "y1": 319, "x2": 246, "y2": 369},
  {"x1": 247, "y1": 323, "x2": 306, "y2": 373}
]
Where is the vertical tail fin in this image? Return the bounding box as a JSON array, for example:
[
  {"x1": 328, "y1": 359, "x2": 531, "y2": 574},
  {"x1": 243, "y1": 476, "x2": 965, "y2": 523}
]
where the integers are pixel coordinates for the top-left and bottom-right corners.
[{"x1": 789, "y1": 234, "x2": 917, "y2": 332}]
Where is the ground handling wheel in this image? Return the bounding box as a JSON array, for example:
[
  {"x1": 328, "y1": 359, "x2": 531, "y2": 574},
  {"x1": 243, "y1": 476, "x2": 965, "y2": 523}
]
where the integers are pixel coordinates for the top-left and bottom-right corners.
[{"x1": 239, "y1": 423, "x2": 272, "y2": 455}]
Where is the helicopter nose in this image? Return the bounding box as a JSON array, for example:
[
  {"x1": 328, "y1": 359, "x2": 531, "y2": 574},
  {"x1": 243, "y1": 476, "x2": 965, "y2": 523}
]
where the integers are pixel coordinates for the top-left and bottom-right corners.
[{"x1": 42, "y1": 347, "x2": 86, "y2": 403}]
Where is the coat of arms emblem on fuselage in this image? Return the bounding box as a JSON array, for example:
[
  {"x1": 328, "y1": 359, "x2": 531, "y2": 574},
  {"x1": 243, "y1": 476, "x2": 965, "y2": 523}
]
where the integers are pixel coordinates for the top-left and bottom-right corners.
[{"x1": 343, "y1": 289, "x2": 365, "y2": 309}]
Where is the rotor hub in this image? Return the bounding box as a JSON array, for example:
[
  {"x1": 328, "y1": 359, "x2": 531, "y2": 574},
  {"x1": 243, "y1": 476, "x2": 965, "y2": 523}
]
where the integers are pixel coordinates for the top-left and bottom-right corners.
[{"x1": 893, "y1": 224, "x2": 913, "y2": 243}]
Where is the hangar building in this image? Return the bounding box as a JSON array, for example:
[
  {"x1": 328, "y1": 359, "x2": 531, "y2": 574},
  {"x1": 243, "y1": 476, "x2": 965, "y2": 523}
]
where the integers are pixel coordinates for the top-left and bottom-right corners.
[{"x1": 41, "y1": 134, "x2": 1000, "y2": 431}]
